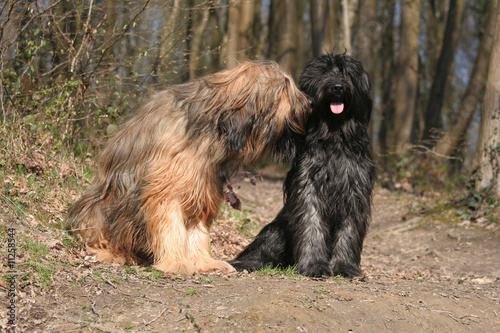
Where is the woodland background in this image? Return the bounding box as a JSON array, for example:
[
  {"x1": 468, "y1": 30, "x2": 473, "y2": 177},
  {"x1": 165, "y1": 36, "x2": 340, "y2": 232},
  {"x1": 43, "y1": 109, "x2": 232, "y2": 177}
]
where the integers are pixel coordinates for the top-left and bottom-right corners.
[{"x1": 1, "y1": 0, "x2": 500, "y2": 222}]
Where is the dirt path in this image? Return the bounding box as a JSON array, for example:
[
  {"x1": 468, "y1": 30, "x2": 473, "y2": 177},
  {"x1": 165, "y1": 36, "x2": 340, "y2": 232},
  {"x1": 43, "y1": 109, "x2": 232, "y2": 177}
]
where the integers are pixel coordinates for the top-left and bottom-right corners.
[{"x1": 2, "y1": 168, "x2": 499, "y2": 332}]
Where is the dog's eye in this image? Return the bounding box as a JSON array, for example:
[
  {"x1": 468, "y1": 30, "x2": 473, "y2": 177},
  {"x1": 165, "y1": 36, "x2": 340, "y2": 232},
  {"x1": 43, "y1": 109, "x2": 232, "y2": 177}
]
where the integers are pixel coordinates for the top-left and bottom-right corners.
[{"x1": 308, "y1": 98, "x2": 315, "y2": 107}]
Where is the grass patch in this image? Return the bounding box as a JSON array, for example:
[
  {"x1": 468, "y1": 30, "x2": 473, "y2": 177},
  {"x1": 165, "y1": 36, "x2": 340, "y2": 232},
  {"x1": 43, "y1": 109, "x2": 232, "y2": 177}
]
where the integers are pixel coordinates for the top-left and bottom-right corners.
[
  {"x1": 62, "y1": 232, "x2": 80, "y2": 250},
  {"x1": 217, "y1": 203, "x2": 261, "y2": 237},
  {"x1": 306, "y1": 296, "x2": 320, "y2": 309},
  {"x1": 184, "y1": 287, "x2": 199, "y2": 296},
  {"x1": 28, "y1": 262, "x2": 55, "y2": 290},
  {"x1": 315, "y1": 287, "x2": 329, "y2": 294},
  {"x1": 202, "y1": 277, "x2": 214, "y2": 284},
  {"x1": 253, "y1": 265, "x2": 303, "y2": 280},
  {"x1": 92, "y1": 270, "x2": 104, "y2": 277},
  {"x1": 22, "y1": 239, "x2": 50, "y2": 257},
  {"x1": 328, "y1": 275, "x2": 345, "y2": 282},
  {"x1": 150, "y1": 270, "x2": 163, "y2": 279},
  {"x1": 123, "y1": 266, "x2": 137, "y2": 275}
]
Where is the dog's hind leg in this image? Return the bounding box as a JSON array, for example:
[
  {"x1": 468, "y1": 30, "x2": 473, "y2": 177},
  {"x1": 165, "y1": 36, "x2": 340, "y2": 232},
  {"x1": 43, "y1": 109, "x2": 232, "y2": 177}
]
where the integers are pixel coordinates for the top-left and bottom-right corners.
[
  {"x1": 188, "y1": 223, "x2": 235, "y2": 273},
  {"x1": 149, "y1": 199, "x2": 199, "y2": 275},
  {"x1": 69, "y1": 189, "x2": 133, "y2": 266},
  {"x1": 229, "y1": 217, "x2": 288, "y2": 271}
]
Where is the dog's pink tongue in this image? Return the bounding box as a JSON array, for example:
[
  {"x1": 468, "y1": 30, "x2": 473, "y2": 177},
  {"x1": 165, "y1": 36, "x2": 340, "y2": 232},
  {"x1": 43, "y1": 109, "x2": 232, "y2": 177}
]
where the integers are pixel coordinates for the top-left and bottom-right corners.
[{"x1": 330, "y1": 102, "x2": 344, "y2": 114}]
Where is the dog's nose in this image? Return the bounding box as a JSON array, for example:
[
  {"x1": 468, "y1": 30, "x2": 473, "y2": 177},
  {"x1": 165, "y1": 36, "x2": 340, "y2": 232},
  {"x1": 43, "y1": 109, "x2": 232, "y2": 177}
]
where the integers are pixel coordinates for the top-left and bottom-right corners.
[{"x1": 333, "y1": 84, "x2": 344, "y2": 95}]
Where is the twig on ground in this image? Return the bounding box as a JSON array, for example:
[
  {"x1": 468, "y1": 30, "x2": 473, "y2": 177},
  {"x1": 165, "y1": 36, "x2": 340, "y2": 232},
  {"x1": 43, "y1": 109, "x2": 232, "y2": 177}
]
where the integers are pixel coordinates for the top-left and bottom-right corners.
[
  {"x1": 144, "y1": 307, "x2": 170, "y2": 326},
  {"x1": 53, "y1": 314, "x2": 124, "y2": 333}
]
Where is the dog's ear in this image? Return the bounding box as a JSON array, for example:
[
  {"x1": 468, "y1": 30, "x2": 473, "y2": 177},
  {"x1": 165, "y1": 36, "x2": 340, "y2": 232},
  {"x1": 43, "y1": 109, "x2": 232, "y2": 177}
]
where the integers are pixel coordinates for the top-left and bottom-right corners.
[
  {"x1": 361, "y1": 71, "x2": 371, "y2": 93},
  {"x1": 217, "y1": 112, "x2": 255, "y2": 153},
  {"x1": 358, "y1": 71, "x2": 373, "y2": 126}
]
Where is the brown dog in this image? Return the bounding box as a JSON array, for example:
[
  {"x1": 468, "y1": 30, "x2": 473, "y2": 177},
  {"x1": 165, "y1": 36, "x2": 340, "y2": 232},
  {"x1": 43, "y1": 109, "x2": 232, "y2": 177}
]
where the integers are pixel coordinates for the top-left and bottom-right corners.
[{"x1": 68, "y1": 62, "x2": 311, "y2": 275}]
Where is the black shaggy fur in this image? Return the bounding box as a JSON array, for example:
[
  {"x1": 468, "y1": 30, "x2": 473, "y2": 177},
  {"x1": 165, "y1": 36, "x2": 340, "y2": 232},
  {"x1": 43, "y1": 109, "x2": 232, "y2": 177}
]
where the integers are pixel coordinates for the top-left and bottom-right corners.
[{"x1": 229, "y1": 53, "x2": 376, "y2": 277}]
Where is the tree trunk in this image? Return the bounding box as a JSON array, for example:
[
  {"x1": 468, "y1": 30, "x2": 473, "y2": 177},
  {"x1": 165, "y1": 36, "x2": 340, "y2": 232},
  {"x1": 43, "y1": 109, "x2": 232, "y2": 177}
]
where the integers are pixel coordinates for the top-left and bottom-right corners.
[
  {"x1": 159, "y1": 0, "x2": 181, "y2": 67},
  {"x1": 310, "y1": 0, "x2": 334, "y2": 57},
  {"x1": 425, "y1": 0, "x2": 446, "y2": 76},
  {"x1": 226, "y1": 0, "x2": 240, "y2": 69},
  {"x1": 296, "y1": 1, "x2": 307, "y2": 69},
  {"x1": 341, "y1": 0, "x2": 351, "y2": 52},
  {"x1": 393, "y1": 0, "x2": 420, "y2": 153},
  {"x1": 273, "y1": 0, "x2": 298, "y2": 76},
  {"x1": 433, "y1": 0, "x2": 497, "y2": 159},
  {"x1": 104, "y1": 0, "x2": 116, "y2": 47},
  {"x1": 251, "y1": 0, "x2": 265, "y2": 60},
  {"x1": 189, "y1": 5, "x2": 211, "y2": 79},
  {"x1": 422, "y1": 0, "x2": 465, "y2": 144},
  {"x1": 377, "y1": 0, "x2": 396, "y2": 155},
  {"x1": 471, "y1": 0, "x2": 500, "y2": 195},
  {"x1": 237, "y1": 0, "x2": 254, "y2": 62},
  {"x1": 181, "y1": 0, "x2": 194, "y2": 82},
  {"x1": 354, "y1": 0, "x2": 376, "y2": 146},
  {"x1": 329, "y1": 0, "x2": 337, "y2": 50}
]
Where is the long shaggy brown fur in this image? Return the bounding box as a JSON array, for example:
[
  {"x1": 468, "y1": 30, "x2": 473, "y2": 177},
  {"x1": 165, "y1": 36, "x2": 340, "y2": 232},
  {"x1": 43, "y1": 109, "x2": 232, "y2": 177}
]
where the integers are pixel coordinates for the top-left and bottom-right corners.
[{"x1": 68, "y1": 62, "x2": 311, "y2": 275}]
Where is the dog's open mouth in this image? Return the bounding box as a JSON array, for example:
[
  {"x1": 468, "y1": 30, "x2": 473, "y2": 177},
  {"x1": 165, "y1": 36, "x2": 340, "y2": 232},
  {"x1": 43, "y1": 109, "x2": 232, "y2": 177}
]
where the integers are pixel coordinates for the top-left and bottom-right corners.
[{"x1": 330, "y1": 102, "x2": 344, "y2": 114}]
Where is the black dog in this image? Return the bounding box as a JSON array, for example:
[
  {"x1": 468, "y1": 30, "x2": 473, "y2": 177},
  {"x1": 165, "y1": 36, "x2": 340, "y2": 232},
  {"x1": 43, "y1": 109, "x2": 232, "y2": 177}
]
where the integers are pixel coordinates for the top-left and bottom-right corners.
[{"x1": 229, "y1": 53, "x2": 376, "y2": 277}]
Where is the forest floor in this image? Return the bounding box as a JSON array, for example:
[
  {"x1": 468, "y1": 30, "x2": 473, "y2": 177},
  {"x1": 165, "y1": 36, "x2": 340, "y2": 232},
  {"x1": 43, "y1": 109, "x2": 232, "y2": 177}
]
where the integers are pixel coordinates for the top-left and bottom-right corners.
[{"x1": 1, "y1": 166, "x2": 499, "y2": 332}]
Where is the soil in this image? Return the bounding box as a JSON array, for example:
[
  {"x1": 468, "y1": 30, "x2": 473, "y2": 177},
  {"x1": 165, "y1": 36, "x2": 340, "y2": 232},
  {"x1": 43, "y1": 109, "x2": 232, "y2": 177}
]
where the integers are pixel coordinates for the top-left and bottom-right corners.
[{"x1": 1, "y1": 167, "x2": 499, "y2": 332}]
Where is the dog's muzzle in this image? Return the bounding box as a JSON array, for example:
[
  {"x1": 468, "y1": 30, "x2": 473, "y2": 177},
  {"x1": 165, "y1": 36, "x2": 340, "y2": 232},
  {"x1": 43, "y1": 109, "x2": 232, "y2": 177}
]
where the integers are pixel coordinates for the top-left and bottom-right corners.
[{"x1": 329, "y1": 83, "x2": 346, "y2": 114}]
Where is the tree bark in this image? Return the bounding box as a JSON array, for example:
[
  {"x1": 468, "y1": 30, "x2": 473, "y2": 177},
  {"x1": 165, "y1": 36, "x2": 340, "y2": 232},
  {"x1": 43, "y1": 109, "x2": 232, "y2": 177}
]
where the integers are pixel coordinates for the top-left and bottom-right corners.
[
  {"x1": 237, "y1": 0, "x2": 254, "y2": 61},
  {"x1": 354, "y1": 0, "x2": 376, "y2": 145},
  {"x1": 181, "y1": 0, "x2": 194, "y2": 82},
  {"x1": 422, "y1": 0, "x2": 465, "y2": 144},
  {"x1": 159, "y1": 0, "x2": 181, "y2": 65},
  {"x1": 272, "y1": 0, "x2": 298, "y2": 76},
  {"x1": 296, "y1": 1, "x2": 306, "y2": 68},
  {"x1": 310, "y1": 0, "x2": 334, "y2": 57},
  {"x1": 226, "y1": 0, "x2": 240, "y2": 69},
  {"x1": 393, "y1": 0, "x2": 420, "y2": 153},
  {"x1": 433, "y1": 0, "x2": 497, "y2": 158},
  {"x1": 189, "y1": 5, "x2": 211, "y2": 78},
  {"x1": 341, "y1": 0, "x2": 351, "y2": 52},
  {"x1": 471, "y1": 0, "x2": 500, "y2": 195},
  {"x1": 251, "y1": 0, "x2": 265, "y2": 60},
  {"x1": 377, "y1": 0, "x2": 396, "y2": 155}
]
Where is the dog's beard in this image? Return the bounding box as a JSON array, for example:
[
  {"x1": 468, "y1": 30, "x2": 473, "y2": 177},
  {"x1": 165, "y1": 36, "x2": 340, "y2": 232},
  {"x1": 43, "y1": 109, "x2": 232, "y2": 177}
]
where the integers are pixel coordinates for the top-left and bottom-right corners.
[{"x1": 314, "y1": 86, "x2": 352, "y2": 124}]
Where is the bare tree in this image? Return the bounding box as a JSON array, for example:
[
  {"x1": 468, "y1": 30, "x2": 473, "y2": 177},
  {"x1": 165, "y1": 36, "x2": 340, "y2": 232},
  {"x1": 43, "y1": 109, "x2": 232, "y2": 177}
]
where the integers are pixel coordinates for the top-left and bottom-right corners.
[
  {"x1": 270, "y1": 0, "x2": 299, "y2": 76},
  {"x1": 310, "y1": 0, "x2": 334, "y2": 57},
  {"x1": 341, "y1": 0, "x2": 351, "y2": 51},
  {"x1": 470, "y1": 0, "x2": 500, "y2": 196},
  {"x1": 393, "y1": 0, "x2": 420, "y2": 152},
  {"x1": 158, "y1": 0, "x2": 181, "y2": 77},
  {"x1": 377, "y1": 0, "x2": 396, "y2": 155},
  {"x1": 422, "y1": 0, "x2": 465, "y2": 144},
  {"x1": 354, "y1": 0, "x2": 376, "y2": 143},
  {"x1": 225, "y1": 0, "x2": 259, "y2": 68},
  {"x1": 189, "y1": 4, "x2": 211, "y2": 78},
  {"x1": 432, "y1": 1, "x2": 497, "y2": 160},
  {"x1": 226, "y1": 0, "x2": 241, "y2": 68},
  {"x1": 237, "y1": 0, "x2": 255, "y2": 61}
]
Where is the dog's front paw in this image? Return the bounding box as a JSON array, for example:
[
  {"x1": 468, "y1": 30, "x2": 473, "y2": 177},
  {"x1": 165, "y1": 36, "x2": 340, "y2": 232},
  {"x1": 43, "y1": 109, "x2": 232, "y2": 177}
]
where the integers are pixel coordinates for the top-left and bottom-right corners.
[
  {"x1": 298, "y1": 262, "x2": 332, "y2": 277},
  {"x1": 227, "y1": 260, "x2": 265, "y2": 272},
  {"x1": 330, "y1": 261, "x2": 363, "y2": 278},
  {"x1": 226, "y1": 260, "x2": 246, "y2": 272}
]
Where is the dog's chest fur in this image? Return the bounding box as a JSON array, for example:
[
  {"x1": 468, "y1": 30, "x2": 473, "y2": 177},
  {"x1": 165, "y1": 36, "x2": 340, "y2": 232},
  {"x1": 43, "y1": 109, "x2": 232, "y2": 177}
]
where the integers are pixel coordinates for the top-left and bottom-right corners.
[{"x1": 285, "y1": 117, "x2": 374, "y2": 221}]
